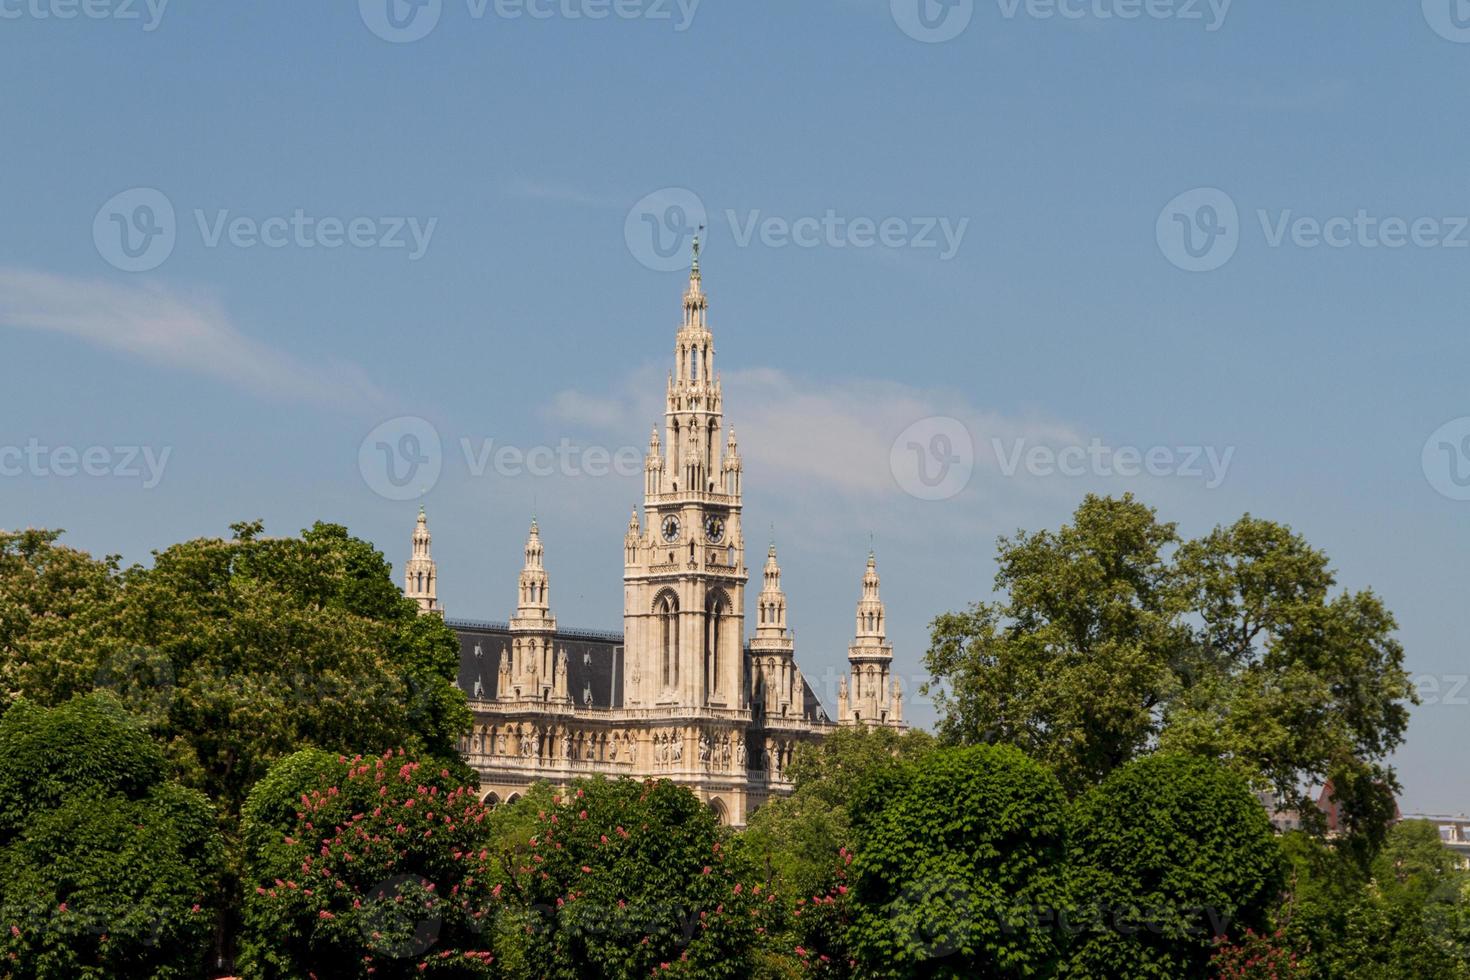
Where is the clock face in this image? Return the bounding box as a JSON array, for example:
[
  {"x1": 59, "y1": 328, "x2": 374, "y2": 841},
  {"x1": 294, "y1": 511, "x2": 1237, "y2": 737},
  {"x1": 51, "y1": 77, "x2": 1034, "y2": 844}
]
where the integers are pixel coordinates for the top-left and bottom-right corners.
[
  {"x1": 704, "y1": 514, "x2": 725, "y2": 543},
  {"x1": 661, "y1": 515, "x2": 681, "y2": 542}
]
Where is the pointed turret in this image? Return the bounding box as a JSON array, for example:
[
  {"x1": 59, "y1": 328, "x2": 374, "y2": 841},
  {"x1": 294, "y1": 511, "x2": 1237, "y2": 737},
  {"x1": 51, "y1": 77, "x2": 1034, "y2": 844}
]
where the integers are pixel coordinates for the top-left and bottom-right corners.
[
  {"x1": 748, "y1": 542, "x2": 801, "y2": 718},
  {"x1": 404, "y1": 506, "x2": 439, "y2": 615},
  {"x1": 509, "y1": 517, "x2": 557, "y2": 700},
  {"x1": 840, "y1": 551, "x2": 903, "y2": 728}
]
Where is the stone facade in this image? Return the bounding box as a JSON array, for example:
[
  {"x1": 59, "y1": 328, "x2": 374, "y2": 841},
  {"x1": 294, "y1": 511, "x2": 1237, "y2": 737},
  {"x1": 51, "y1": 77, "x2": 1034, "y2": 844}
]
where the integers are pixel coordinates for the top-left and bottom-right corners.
[{"x1": 404, "y1": 244, "x2": 903, "y2": 826}]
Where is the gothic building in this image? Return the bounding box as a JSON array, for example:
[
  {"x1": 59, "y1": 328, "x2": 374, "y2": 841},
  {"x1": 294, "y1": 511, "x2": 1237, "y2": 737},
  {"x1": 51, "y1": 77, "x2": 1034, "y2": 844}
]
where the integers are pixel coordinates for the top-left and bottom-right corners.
[{"x1": 402, "y1": 244, "x2": 903, "y2": 825}]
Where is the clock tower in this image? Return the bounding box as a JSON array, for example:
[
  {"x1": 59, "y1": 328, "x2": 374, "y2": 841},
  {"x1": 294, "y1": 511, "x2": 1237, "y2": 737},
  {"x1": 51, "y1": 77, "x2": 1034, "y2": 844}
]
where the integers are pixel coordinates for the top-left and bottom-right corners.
[{"x1": 623, "y1": 238, "x2": 747, "y2": 711}]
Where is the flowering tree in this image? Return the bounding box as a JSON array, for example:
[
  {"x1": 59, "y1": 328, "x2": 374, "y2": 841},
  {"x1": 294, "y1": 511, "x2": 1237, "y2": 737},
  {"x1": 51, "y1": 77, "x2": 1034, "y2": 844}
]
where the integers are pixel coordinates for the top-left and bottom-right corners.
[
  {"x1": 237, "y1": 748, "x2": 504, "y2": 979},
  {"x1": 510, "y1": 777, "x2": 776, "y2": 980},
  {"x1": 1210, "y1": 929, "x2": 1306, "y2": 979}
]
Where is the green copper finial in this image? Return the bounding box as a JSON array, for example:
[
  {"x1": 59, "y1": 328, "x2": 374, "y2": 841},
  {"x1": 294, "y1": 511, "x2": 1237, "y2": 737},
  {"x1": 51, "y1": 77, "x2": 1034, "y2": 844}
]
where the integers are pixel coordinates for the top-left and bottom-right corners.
[{"x1": 692, "y1": 227, "x2": 704, "y2": 273}]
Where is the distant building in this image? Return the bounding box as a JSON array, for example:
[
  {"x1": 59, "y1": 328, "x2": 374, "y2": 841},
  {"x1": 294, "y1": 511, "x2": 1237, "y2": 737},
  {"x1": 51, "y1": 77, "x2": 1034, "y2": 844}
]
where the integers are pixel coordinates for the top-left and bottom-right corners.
[
  {"x1": 1403, "y1": 813, "x2": 1470, "y2": 868},
  {"x1": 401, "y1": 244, "x2": 904, "y2": 826}
]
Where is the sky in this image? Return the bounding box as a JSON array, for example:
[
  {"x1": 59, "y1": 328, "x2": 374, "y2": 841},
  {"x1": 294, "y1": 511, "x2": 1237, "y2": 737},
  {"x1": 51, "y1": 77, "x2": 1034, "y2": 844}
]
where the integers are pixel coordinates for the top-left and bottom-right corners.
[{"x1": 1, "y1": 0, "x2": 1468, "y2": 812}]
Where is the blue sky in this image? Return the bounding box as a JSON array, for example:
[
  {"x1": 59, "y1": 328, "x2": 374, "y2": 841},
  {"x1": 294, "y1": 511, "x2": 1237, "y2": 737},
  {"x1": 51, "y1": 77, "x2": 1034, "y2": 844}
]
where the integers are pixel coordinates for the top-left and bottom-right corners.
[{"x1": 2, "y1": 1, "x2": 1468, "y2": 812}]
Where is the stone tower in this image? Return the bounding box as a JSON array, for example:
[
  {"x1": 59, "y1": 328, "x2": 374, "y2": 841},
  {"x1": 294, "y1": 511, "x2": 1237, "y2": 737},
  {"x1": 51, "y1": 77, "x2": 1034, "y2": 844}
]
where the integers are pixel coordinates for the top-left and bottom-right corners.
[
  {"x1": 623, "y1": 237, "x2": 746, "y2": 710},
  {"x1": 838, "y1": 552, "x2": 903, "y2": 728},
  {"x1": 748, "y1": 543, "x2": 801, "y2": 720},
  {"x1": 507, "y1": 518, "x2": 561, "y2": 703},
  {"x1": 404, "y1": 506, "x2": 439, "y2": 615}
]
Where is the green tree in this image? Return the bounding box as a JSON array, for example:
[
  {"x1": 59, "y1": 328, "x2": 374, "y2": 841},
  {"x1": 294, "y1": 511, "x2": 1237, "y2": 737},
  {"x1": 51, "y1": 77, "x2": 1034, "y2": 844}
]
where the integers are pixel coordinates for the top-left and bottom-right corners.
[
  {"x1": 0, "y1": 529, "x2": 119, "y2": 709},
  {"x1": 1163, "y1": 516, "x2": 1411, "y2": 855},
  {"x1": 238, "y1": 748, "x2": 503, "y2": 979},
  {"x1": 1061, "y1": 753, "x2": 1284, "y2": 979},
  {"x1": 0, "y1": 694, "x2": 221, "y2": 979},
  {"x1": 924, "y1": 495, "x2": 1190, "y2": 795},
  {"x1": 847, "y1": 744, "x2": 1070, "y2": 979},
  {"x1": 1280, "y1": 821, "x2": 1470, "y2": 979},
  {"x1": 2, "y1": 521, "x2": 474, "y2": 966},
  {"x1": 924, "y1": 496, "x2": 1415, "y2": 853},
  {"x1": 740, "y1": 726, "x2": 933, "y2": 900}
]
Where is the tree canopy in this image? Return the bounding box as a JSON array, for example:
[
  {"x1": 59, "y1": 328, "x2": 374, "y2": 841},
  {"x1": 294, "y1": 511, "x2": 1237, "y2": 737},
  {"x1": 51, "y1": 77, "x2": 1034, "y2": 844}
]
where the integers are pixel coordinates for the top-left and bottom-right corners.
[
  {"x1": 924, "y1": 494, "x2": 1414, "y2": 852},
  {"x1": 1062, "y1": 753, "x2": 1285, "y2": 978},
  {"x1": 0, "y1": 694, "x2": 221, "y2": 979},
  {"x1": 847, "y1": 744, "x2": 1071, "y2": 978}
]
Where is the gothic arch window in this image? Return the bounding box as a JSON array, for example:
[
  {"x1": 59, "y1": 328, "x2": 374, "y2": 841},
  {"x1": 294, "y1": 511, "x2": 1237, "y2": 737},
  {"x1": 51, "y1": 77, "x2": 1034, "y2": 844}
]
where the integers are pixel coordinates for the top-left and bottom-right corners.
[
  {"x1": 704, "y1": 590, "x2": 731, "y2": 700},
  {"x1": 654, "y1": 589, "x2": 680, "y2": 689}
]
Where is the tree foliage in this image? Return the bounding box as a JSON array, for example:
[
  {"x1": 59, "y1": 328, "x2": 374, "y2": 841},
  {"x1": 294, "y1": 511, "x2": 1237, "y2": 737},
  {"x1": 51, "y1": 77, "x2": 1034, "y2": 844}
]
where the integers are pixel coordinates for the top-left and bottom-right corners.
[
  {"x1": 512, "y1": 777, "x2": 776, "y2": 980},
  {"x1": 740, "y1": 726, "x2": 933, "y2": 901},
  {"x1": 1, "y1": 522, "x2": 471, "y2": 823},
  {"x1": 847, "y1": 744, "x2": 1070, "y2": 978},
  {"x1": 238, "y1": 748, "x2": 501, "y2": 979},
  {"x1": 0, "y1": 529, "x2": 119, "y2": 709},
  {"x1": 0, "y1": 694, "x2": 221, "y2": 979},
  {"x1": 924, "y1": 495, "x2": 1414, "y2": 852},
  {"x1": 1061, "y1": 753, "x2": 1284, "y2": 978},
  {"x1": 1279, "y1": 821, "x2": 1470, "y2": 979}
]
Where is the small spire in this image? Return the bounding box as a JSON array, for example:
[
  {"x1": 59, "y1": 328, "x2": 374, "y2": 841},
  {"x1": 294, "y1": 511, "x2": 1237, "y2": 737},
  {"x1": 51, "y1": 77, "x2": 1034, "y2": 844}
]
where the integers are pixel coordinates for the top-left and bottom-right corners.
[{"x1": 691, "y1": 229, "x2": 703, "y2": 275}]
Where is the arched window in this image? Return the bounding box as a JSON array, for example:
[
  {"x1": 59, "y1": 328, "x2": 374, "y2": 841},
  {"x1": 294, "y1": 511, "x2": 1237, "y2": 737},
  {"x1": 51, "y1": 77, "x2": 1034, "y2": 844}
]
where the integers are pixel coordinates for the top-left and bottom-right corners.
[
  {"x1": 656, "y1": 591, "x2": 679, "y2": 689},
  {"x1": 705, "y1": 592, "x2": 728, "y2": 700}
]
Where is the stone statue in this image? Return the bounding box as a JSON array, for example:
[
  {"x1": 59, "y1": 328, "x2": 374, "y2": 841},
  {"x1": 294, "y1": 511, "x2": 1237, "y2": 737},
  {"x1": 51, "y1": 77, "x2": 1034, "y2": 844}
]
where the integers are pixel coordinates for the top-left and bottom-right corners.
[
  {"x1": 671, "y1": 734, "x2": 683, "y2": 763},
  {"x1": 496, "y1": 731, "x2": 506, "y2": 755},
  {"x1": 698, "y1": 734, "x2": 711, "y2": 765}
]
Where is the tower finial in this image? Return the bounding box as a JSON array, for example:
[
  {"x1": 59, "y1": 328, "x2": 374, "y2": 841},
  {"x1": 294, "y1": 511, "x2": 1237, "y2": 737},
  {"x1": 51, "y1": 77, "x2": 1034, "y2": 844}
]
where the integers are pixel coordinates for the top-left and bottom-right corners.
[{"x1": 691, "y1": 227, "x2": 703, "y2": 274}]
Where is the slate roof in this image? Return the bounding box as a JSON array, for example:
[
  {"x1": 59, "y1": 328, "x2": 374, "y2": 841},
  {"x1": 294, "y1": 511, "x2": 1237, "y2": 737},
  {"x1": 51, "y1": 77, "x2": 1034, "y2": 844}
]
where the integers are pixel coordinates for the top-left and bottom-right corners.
[
  {"x1": 449, "y1": 618, "x2": 626, "y2": 709},
  {"x1": 448, "y1": 617, "x2": 829, "y2": 721}
]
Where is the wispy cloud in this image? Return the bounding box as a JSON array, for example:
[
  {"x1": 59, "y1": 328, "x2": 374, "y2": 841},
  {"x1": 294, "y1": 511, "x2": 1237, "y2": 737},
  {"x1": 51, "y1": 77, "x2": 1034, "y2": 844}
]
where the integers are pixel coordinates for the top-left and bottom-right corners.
[
  {"x1": 0, "y1": 268, "x2": 383, "y2": 408},
  {"x1": 546, "y1": 364, "x2": 1083, "y2": 499}
]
